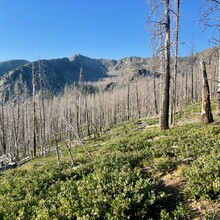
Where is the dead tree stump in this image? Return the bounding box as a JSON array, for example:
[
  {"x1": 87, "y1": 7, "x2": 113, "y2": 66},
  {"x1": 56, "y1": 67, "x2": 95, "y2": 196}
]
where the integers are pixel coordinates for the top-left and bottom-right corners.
[{"x1": 201, "y1": 61, "x2": 214, "y2": 124}]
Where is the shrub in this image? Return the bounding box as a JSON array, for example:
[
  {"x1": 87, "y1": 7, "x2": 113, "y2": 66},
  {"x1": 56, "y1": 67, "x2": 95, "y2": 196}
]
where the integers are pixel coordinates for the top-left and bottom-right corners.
[
  {"x1": 160, "y1": 202, "x2": 194, "y2": 220},
  {"x1": 185, "y1": 151, "x2": 220, "y2": 199}
]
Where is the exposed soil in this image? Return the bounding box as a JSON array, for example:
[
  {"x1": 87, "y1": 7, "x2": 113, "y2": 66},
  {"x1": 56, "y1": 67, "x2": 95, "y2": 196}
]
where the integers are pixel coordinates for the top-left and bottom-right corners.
[
  {"x1": 189, "y1": 199, "x2": 220, "y2": 219},
  {"x1": 155, "y1": 170, "x2": 187, "y2": 212},
  {"x1": 152, "y1": 168, "x2": 220, "y2": 219}
]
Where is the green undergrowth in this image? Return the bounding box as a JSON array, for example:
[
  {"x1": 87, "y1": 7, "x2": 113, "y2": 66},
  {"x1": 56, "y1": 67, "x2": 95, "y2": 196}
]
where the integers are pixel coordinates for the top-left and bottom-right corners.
[
  {"x1": 0, "y1": 102, "x2": 220, "y2": 219},
  {"x1": 175, "y1": 99, "x2": 218, "y2": 124}
]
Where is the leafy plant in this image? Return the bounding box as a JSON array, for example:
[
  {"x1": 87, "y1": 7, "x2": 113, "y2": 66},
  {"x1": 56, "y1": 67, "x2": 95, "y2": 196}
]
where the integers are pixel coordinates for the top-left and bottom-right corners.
[{"x1": 185, "y1": 151, "x2": 220, "y2": 199}]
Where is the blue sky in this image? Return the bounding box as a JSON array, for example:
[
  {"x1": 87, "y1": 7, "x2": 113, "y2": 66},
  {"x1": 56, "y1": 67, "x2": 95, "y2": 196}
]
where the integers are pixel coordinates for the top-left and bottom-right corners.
[{"x1": 0, "y1": 0, "x2": 217, "y2": 61}]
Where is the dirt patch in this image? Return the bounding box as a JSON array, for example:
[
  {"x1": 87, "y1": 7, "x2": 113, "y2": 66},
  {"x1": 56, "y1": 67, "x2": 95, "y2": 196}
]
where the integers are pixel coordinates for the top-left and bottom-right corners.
[
  {"x1": 189, "y1": 199, "x2": 220, "y2": 219},
  {"x1": 144, "y1": 164, "x2": 220, "y2": 219},
  {"x1": 152, "y1": 135, "x2": 167, "y2": 141},
  {"x1": 156, "y1": 170, "x2": 187, "y2": 212}
]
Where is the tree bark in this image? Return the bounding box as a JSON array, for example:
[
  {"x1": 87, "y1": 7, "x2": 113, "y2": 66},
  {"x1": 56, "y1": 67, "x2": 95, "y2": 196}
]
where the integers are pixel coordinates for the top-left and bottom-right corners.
[
  {"x1": 185, "y1": 71, "x2": 188, "y2": 103},
  {"x1": 1, "y1": 94, "x2": 6, "y2": 155},
  {"x1": 201, "y1": 61, "x2": 214, "y2": 124},
  {"x1": 127, "y1": 84, "x2": 130, "y2": 120},
  {"x1": 216, "y1": 49, "x2": 220, "y2": 116},
  {"x1": 32, "y1": 63, "x2": 37, "y2": 157},
  {"x1": 66, "y1": 143, "x2": 74, "y2": 166},
  {"x1": 38, "y1": 61, "x2": 46, "y2": 158},
  {"x1": 153, "y1": 76, "x2": 159, "y2": 115},
  {"x1": 160, "y1": 0, "x2": 171, "y2": 130},
  {"x1": 135, "y1": 83, "x2": 141, "y2": 118},
  {"x1": 171, "y1": 0, "x2": 180, "y2": 126},
  {"x1": 55, "y1": 138, "x2": 60, "y2": 166},
  {"x1": 190, "y1": 44, "x2": 195, "y2": 102}
]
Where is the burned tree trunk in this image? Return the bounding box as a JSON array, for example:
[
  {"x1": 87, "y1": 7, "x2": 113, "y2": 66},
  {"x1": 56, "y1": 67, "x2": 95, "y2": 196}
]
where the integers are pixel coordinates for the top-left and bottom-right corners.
[
  {"x1": 1, "y1": 94, "x2": 6, "y2": 155},
  {"x1": 160, "y1": 0, "x2": 171, "y2": 130},
  {"x1": 135, "y1": 83, "x2": 141, "y2": 118},
  {"x1": 217, "y1": 91, "x2": 220, "y2": 116},
  {"x1": 216, "y1": 49, "x2": 220, "y2": 116},
  {"x1": 153, "y1": 76, "x2": 159, "y2": 115},
  {"x1": 171, "y1": 0, "x2": 180, "y2": 126},
  {"x1": 201, "y1": 61, "x2": 214, "y2": 124},
  {"x1": 127, "y1": 84, "x2": 130, "y2": 120},
  {"x1": 38, "y1": 61, "x2": 46, "y2": 158},
  {"x1": 32, "y1": 63, "x2": 37, "y2": 157}
]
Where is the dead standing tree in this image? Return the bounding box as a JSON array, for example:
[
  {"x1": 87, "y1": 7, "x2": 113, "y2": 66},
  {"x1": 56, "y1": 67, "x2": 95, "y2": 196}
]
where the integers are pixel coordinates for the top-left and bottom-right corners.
[
  {"x1": 201, "y1": 61, "x2": 214, "y2": 124},
  {"x1": 171, "y1": 0, "x2": 180, "y2": 125},
  {"x1": 147, "y1": 0, "x2": 171, "y2": 130},
  {"x1": 217, "y1": 50, "x2": 220, "y2": 115},
  {"x1": 38, "y1": 60, "x2": 46, "y2": 157},
  {"x1": 0, "y1": 93, "x2": 6, "y2": 155},
  {"x1": 199, "y1": 0, "x2": 220, "y2": 32},
  {"x1": 32, "y1": 63, "x2": 37, "y2": 158},
  {"x1": 199, "y1": 0, "x2": 220, "y2": 115}
]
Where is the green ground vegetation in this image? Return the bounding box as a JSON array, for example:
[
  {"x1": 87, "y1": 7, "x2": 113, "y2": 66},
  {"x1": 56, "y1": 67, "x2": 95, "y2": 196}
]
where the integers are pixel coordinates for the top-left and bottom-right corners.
[{"x1": 0, "y1": 101, "x2": 220, "y2": 219}]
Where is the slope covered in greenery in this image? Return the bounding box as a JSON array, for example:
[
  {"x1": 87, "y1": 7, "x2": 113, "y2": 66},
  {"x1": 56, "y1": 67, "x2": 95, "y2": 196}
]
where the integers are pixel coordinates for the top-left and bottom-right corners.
[{"x1": 0, "y1": 102, "x2": 220, "y2": 219}]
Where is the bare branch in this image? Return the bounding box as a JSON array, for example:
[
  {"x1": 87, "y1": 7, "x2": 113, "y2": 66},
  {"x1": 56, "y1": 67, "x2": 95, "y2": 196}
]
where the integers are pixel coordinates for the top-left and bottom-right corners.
[{"x1": 210, "y1": 0, "x2": 220, "y2": 5}]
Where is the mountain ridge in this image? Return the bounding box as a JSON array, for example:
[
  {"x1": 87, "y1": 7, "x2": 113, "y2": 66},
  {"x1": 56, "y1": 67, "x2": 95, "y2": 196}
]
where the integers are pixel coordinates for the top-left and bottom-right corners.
[
  {"x1": 0, "y1": 59, "x2": 30, "y2": 78},
  {"x1": 0, "y1": 46, "x2": 218, "y2": 102}
]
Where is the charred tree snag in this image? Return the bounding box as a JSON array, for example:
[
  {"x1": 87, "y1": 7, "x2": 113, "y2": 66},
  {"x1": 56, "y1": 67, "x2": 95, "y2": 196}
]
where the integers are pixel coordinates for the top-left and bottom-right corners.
[{"x1": 201, "y1": 61, "x2": 214, "y2": 124}]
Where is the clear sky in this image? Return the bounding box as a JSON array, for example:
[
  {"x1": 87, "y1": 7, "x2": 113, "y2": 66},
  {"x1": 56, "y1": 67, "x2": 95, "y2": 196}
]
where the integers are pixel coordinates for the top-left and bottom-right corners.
[{"x1": 0, "y1": 0, "x2": 217, "y2": 61}]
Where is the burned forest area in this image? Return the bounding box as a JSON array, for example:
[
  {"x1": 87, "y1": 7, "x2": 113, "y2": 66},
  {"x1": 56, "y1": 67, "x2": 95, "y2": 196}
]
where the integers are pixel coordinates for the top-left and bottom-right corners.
[{"x1": 0, "y1": 0, "x2": 220, "y2": 219}]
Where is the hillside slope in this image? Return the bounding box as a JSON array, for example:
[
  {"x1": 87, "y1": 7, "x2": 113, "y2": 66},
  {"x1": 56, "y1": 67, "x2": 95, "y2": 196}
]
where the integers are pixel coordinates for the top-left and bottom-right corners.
[
  {"x1": 0, "y1": 56, "x2": 109, "y2": 101},
  {"x1": 0, "y1": 102, "x2": 219, "y2": 219},
  {"x1": 0, "y1": 60, "x2": 29, "y2": 77}
]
